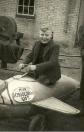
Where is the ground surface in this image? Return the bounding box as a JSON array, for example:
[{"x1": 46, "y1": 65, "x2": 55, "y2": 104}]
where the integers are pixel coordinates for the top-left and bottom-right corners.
[{"x1": 0, "y1": 43, "x2": 84, "y2": 131}]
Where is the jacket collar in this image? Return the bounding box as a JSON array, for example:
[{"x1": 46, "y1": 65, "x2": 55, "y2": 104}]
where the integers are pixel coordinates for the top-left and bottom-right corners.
[
  {"x1": 43, "y1": 39, "x2": 53, "y2": 57},
  {"x1": 35, "y1": 39, "x2": 53, "y2": 58},
  {"x1": 34, "y1": 41, "x2": 41, "y2": 60}
]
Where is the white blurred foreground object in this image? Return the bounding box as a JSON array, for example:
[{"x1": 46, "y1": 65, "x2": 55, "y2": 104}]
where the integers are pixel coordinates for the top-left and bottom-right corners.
[
  {"x1": 0, "y1": 73, "x2": 80, "y2": 131},
  {"x1": 32, "y1": 97, "x2": 80, "y2": 115}
]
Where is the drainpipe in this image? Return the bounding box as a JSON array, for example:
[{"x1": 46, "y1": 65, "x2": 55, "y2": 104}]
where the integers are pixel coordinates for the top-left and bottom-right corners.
[{"x1": 64, "y1": 0, "x2": 70, "y2": 33}]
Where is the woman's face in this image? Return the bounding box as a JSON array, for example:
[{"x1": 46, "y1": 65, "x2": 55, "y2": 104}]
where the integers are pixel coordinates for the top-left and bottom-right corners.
[{"x1": 39, "y1": 30, "x2": 52, "y2": 44}]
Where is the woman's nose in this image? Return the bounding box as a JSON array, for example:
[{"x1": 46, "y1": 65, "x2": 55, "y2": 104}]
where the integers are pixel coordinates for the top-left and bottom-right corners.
[{"x1": 42, "y1": 35, "x2": 46, "y2": 38}]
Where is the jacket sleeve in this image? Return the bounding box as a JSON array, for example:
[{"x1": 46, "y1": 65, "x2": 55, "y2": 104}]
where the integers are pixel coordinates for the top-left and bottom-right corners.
[
  {"x1": 81, "y1": 47, "x2": 84, "y2": 59},
  {"x1": 80, "y1": 34, "x2": 84, "y2": 59},
  {"x1": 36, "y1": 45, "x2": 60, "y2": 75},
  {"x1": 23, "y1": 43, "x2": 36, "y2": 64}
]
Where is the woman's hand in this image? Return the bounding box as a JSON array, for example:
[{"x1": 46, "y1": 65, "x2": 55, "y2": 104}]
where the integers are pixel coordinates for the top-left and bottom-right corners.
[{"x1": 18, "y1": 63, "x2": 26, "y2": 71}]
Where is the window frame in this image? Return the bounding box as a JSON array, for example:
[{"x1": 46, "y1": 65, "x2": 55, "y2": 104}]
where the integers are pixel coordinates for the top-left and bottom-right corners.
[{"x1": 16, "y1": 0, "x2": 35, "y2": 18}]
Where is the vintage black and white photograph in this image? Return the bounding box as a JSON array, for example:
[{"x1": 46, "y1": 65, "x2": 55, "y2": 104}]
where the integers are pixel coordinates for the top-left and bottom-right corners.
[{"x1": 0, "y1": 0, "x2": 84, "y2": 131}]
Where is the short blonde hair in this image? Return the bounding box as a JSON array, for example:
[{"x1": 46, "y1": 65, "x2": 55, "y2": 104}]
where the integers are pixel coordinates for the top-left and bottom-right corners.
[{"x1": 40, "y1": 24, "x2": 53, "y2": 33}]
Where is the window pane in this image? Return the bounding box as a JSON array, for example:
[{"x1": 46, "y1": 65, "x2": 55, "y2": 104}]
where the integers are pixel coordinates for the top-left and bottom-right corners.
[
  {"x1": 30, "y1": 0, "x2": 34, "y2": 6},
  {"x1": 24, "y1": 6, "x2": 28, "y2": 14},
  {"x1": 24, "y1": 0, "x2": 29, "y2": 6},
  {"x1": 19, "y1": 0, "x2": 23, "y2": 5},
  {"x1": 18, "y1": 6, "x2": 23, "y2": 13},
  {"x1": 29, "y1": 7, "x2": 34, "y2": 15}
]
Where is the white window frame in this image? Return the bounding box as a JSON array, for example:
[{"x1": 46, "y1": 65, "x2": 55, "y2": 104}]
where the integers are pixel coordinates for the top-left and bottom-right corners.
[{"x1": 17, "y1": 0, "x2": 35, "y2": 17}]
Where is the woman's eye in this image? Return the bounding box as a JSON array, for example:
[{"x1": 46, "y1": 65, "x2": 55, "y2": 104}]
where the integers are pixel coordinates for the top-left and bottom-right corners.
[
  {"x1": 45, "y1": 34, "x2": 49, "y2": 37},
  {"x1": 41, "y1": 34, "x2": 44, "y2": 36}
]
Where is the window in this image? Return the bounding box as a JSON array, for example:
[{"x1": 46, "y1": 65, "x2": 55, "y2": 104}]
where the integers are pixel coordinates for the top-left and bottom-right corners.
[{"x1": 17, "y1": 0, "x2": 35, "y2": 18}]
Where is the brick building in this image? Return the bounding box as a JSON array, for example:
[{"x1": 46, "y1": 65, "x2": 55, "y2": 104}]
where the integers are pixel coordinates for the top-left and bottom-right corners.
[{"x1": 0, "y1": 0, "x2": 82, "y2": 46}]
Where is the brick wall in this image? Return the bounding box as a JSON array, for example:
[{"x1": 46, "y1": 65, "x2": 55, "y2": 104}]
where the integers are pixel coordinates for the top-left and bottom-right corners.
[{"x1": 0, "y1": 0, "x2": 81, "y2": 47}]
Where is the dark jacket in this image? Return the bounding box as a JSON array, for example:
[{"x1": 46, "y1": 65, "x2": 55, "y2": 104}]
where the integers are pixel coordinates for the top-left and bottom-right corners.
[
  {"x1": 23, "y1": 40, "x2": 61, "y2": 83},
  {"x1": 80, "y1": 40, "x2": 84, "y2": 100},
  {"x1": 81, "y1": 39, "x2": 84, "y2": 61}
]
